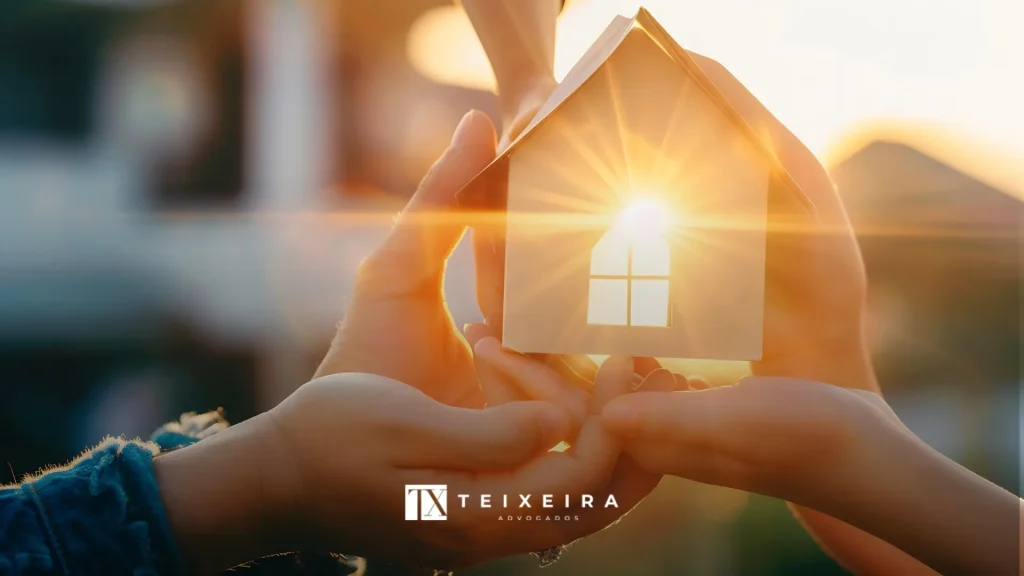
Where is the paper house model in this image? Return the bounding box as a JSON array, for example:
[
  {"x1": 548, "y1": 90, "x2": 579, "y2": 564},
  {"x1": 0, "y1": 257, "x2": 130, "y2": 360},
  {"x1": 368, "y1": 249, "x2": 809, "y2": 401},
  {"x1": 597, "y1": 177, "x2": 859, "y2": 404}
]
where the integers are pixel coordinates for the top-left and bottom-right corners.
[{"x1": 462, "y1": 8, "x2": 811, "y2": 360}]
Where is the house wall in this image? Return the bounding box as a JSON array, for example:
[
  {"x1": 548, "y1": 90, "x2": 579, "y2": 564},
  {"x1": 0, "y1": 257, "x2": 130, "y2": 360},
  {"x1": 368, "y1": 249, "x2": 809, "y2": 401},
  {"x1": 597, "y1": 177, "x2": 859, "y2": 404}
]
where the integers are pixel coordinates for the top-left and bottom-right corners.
[{"x1": 503, "y1": 26, "x2": 771, "y2": 360}]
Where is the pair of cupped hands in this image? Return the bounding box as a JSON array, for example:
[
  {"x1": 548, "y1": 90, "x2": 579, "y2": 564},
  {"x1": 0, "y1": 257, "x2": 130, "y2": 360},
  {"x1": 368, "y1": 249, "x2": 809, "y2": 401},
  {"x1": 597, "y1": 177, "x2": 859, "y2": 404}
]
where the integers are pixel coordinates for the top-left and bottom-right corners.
[
  {"x1": 157, "y1": 86, "x2": 896, "y2": 573},
  {"x1": 238, "y1": 102, "x2": 900, "y2": 571}
]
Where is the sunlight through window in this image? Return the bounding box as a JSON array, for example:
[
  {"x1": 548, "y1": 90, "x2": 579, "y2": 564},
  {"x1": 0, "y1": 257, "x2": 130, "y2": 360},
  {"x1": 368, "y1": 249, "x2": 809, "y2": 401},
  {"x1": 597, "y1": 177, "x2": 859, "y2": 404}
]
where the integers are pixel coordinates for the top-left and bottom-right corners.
[{"x1": 587, "y1": 199, "x2": 671, "y2": 327}]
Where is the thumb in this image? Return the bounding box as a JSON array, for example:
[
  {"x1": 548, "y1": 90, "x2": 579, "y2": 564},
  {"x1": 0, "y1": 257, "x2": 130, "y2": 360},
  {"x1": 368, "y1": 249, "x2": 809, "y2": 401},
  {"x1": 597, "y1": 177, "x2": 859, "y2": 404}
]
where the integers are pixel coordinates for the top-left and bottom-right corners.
[
  {"x1": 358, "y1": 110, "x2": 497, "y2": 294},
  {"x1": 600, "y1": 391, "x2": 687, "y2": 440},
  {"x1": 397, "y1": 400, "x2": 570, "y2": 471}
]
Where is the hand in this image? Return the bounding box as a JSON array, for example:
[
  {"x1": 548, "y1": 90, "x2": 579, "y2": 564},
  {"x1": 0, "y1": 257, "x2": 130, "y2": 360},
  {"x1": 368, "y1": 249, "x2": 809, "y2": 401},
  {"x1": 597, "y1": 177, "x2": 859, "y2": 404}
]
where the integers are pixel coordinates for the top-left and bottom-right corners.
[
  {"x1": 470, "y1": 337, "x2": 688, "y2": 545},
  {"x1": 497, "y1": 76, "x2": 558, "y2": 151},
  {"x1": 600, "y1": 377, "x2": 901, "y2": 510},
  {"x1": 314, "y1": 110, "x2": 496, "y2": 408},
  {"x1": 264, "y1": 373, "x2": 587, "y2": 568},
  {"x1": 157, "y1": 362, "x2": 652, "y2": 573},
  {"x1": 684, "y1": 55, "x2": 949, "y2": 576},
  {"x1": 600, "y1": 377, "x2": 1023, "y2": 575},
  {"x1": 461, "y1": 0, "x2": 560, "y2": 150},
  {"x1": 686, "y1": 53, "x2": 873, "y2": 390}
]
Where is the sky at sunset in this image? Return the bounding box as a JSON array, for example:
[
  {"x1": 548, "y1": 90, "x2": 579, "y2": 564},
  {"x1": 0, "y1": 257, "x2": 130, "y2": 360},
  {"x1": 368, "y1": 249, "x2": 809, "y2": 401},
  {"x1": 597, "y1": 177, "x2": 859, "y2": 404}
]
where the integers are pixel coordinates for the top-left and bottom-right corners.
[{"x1": 409, "y1": 0, "x2": 1023, "y2": 194}]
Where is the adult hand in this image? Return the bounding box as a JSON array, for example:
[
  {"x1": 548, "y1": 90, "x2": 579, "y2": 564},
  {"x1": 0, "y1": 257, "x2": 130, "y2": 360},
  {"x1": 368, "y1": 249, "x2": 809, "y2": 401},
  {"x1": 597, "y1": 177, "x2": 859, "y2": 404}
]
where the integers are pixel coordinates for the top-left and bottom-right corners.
[
  {"x1": 687, "y1": 53, "x2": 945, "y2": 576},
  {"x1": 685, "y1": 54, "x2": 874, "y2": 391},
  {"x1": 314, "y1": 110, "x2": 496, "y2": 408},
  {"x1": 157, "y1": 363, "x2": 651, "y2": 573},
  {"x1": 461, "y1": 0, "x2": 560, "y2": 151},
  {"x1": 157, "y1": 373, "x2": 567, "y2": 572},
  {"x1": 497, "y1": 76, "x2": 558, "y2": 151}
]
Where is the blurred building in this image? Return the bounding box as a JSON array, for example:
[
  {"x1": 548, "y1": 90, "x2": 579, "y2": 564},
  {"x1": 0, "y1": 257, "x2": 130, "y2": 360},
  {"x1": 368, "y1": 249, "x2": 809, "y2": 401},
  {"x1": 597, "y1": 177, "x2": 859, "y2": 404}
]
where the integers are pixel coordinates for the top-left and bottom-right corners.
[
  {"x1": 832, "y1": 140, "x2": 1021, "y2": 490},
  {"x1": 0, "y1": 0, "x2": 493, "y2": 475}
]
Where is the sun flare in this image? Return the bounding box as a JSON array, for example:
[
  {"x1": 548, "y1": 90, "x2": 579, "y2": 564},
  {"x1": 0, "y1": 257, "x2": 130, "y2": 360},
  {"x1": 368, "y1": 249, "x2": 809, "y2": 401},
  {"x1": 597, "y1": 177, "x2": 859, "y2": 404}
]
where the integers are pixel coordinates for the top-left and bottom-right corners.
[{"x1": 613, "y1": 197, "x2": 672, "y2": 241}]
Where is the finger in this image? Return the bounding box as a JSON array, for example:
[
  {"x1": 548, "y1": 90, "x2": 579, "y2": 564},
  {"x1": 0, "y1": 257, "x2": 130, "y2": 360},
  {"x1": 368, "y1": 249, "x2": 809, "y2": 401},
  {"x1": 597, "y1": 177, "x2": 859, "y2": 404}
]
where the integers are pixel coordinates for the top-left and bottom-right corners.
[
  {"x1": 471, "y1": 216, "x2": 506, "y2": 332},
  {"x1": 467, "y1": 161, "x2": 508, "y2": 332},
  {"x1": 639, "y1": 368, "x2": 676, "y2": 393},
  {"x1": 688, "y1": 376, "x2": 710, "y2": 390},
  {"x1": 472, "y1": 357, "x2": 634, "y2": 504},
  {"x1": 359, "y1": 110, "x2": 497, "y2": 294},
  {"x1": 559, "y1": 354, "x2": 599, "y2": 383},
  {"x1": 531, "y1": 353, "x2": 597, "y2": 392},
  {"x1": 602, "y1": 381, "x2": 803, "y2": 448},
  {"x1": 600, "y1": 388, "x2": 747, "y2": 443},
  {"x1": 463, "y1": 322, "x2": 495, "y2": 349},
  {"x1": 622, "y1": 439, "x2": 750, "y2": 489},
  {"x1": 564, "y1": 455, "x2": 661, "y2": 540},
  {"x1": 633, "y1": 357, "x2": 662, "y2": 378},
  {"x1": 672, "y1": 372, "x2": 691, "y2": 391},
  {"x1": 591, "y1": 356, "x2": 635, "y2": 413},
  {"x1": 472, "y1": 337, "x2": 527, "y2": 407},
  {"x1": 474, "y1": 337, "x2": 588, "y2": 425},
  {"x1": 480, "y1": 416, "x2": 618, "y2": 506},
  {"x1": 397, "y1": 400, "x2": 569, "y2": 471},
  {"x1": 520, "y1": 357, "x2": 636, "y2": 495}
]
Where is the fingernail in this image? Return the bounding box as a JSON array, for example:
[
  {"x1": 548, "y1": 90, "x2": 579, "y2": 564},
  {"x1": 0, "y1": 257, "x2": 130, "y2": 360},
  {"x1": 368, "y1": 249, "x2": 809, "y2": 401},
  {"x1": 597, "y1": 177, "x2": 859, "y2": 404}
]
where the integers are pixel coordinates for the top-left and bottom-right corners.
[
  {"x1": 451, "y1": 110, "x2": 483, "y2": 147},
  {"x1": 601, "y1": 400, "x2": 640, "y2": 434},
  {"x1": 473, "y1": 336, "x2": 501, "y2": 359},
  {"x1": 536, "y1": 405, "x2": 571, "y2": 446}
]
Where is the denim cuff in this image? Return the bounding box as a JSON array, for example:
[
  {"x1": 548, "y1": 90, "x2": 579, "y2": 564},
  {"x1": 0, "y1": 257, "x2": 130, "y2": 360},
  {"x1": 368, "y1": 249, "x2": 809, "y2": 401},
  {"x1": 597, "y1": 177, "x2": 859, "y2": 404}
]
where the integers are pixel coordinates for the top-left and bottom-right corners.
[{"x1": 24, "y1": 438, "x2": 183, "y2": 576}]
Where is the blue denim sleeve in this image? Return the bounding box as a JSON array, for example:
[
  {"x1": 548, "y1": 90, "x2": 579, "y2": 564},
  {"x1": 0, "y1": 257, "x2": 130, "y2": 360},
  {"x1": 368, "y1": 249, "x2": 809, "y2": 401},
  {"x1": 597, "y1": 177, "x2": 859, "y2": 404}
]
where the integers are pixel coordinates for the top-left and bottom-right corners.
[{"x1": 0, "y1": 438, "x2": 184, "y2": 576}]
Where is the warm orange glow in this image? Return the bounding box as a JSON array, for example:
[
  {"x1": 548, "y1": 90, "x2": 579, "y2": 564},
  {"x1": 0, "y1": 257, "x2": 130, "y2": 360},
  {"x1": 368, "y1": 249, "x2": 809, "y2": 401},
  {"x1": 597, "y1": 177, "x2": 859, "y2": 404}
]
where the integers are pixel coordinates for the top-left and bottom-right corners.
[
  {"x1": 588, "y1": 198, "x2": 673, "y2": 328},
  {"x1": 406, "y1": 0, "x2": 1023, "y2": 189},
  {"x1": 406, "y1": 6, "x2": 496, "y2": 92},
  {"x1": 614, "y1": 197, "x2": 671, "y2": 241}
]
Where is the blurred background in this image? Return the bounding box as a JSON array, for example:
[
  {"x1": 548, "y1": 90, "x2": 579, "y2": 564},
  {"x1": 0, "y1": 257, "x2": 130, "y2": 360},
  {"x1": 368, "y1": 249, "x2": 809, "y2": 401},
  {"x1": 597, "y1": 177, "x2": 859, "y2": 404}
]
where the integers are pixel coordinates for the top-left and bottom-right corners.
[{"x1": 0, "y1": 0, "x2": 1020, "y2": 574}]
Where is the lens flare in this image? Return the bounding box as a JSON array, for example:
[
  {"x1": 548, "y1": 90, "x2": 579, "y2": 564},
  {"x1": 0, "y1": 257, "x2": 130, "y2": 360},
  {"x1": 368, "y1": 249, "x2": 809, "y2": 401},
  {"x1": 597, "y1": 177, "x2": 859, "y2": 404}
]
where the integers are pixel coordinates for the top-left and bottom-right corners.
[{"x1": 613, "y1": 197, "x2": 671, "y2": 240}]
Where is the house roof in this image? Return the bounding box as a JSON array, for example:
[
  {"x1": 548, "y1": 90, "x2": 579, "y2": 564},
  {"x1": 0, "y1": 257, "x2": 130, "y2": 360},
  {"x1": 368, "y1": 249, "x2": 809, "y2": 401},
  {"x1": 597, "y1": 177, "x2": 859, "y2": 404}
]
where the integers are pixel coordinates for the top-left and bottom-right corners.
[{"x1": 457, "y1": 7, "x2": 814, "y2": 214}]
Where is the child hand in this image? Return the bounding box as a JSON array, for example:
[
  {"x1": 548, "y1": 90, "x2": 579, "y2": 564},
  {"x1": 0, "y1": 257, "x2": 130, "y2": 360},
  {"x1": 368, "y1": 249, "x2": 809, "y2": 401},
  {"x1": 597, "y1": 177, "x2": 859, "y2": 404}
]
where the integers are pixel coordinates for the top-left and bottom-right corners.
[
  {"x1": 599, "y1": 377, "x2": 904, "y2": 514},
  {"x1": 600, "y1": 377, "x2": 1022, "y2": 575}
]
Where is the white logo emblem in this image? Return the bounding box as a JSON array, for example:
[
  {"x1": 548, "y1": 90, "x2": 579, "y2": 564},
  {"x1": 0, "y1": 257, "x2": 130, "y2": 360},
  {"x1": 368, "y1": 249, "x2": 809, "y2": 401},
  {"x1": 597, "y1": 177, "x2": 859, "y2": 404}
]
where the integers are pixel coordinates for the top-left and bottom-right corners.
[{"x1": 405, "y1": 485, "x2": 448, "y2": 521}]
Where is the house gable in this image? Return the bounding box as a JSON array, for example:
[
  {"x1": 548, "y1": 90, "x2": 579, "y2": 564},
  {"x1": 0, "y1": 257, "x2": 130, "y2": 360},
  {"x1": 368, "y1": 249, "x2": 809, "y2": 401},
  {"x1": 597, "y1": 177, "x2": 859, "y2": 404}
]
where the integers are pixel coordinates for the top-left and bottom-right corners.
[{"x1": 458, "y1": 8, "x2": 812, "y2": 214}]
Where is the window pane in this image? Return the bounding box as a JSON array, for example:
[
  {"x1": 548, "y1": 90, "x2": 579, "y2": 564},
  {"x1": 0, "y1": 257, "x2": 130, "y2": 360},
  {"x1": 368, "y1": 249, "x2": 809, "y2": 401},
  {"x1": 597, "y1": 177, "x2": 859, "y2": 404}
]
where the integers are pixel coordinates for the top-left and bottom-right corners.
[
  {"x1": 587, "y1": 279, "x2": 628, "y2": 325},
  {"x1": 629, "y1": 279, "x2": 670, "y2": 327},
  {"x1": 631, "y1": 237, "x2": 670, "y2": 276},
  {"x1": 590, "y1": 230, "x2": 629, "y2": 276}
]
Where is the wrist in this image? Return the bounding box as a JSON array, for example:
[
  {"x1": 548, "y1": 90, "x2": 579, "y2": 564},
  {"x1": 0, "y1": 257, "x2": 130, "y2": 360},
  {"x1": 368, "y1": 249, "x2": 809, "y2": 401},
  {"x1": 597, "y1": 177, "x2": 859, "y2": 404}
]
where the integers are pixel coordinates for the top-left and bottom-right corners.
[
  {"x1": 154, "y1": 413, "x2": 300, "y2": 573},
  {"x1": 754, "y1": 333, "x2": 879, "y2": 393},
  {"x1": 255, "y1": 409, "x2": 312, "y2": 551},
  {"x1": 802, "y1": 402, "x2": 910, "y2": 518},
  {"x1": 462, "y1": 0, "x2": 558, "y2": 105}
]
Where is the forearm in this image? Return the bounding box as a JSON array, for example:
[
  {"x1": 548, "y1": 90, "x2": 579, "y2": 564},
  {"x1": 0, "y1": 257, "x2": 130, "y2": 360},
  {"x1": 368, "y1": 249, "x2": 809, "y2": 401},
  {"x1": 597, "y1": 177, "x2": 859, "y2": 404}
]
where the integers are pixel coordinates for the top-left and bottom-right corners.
[
  {"x1": 789, "y1": 506, "x2": 939, "y2": 575},
  {"x1": 154, "y1": 412, "x2": 303, "y2": 574},
  {"x1": 758, "y1": 340, "x2": 937, "y2": 574},
  {"x1": 829, "y1": 427, "x2": 1021, "y2": 575},
  {"x1": 767, "y1": 342, "x2": 1019, "y2": 574},
  {"x1": 461, "y1": 0, "x2": 559, "y2": 119}
]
